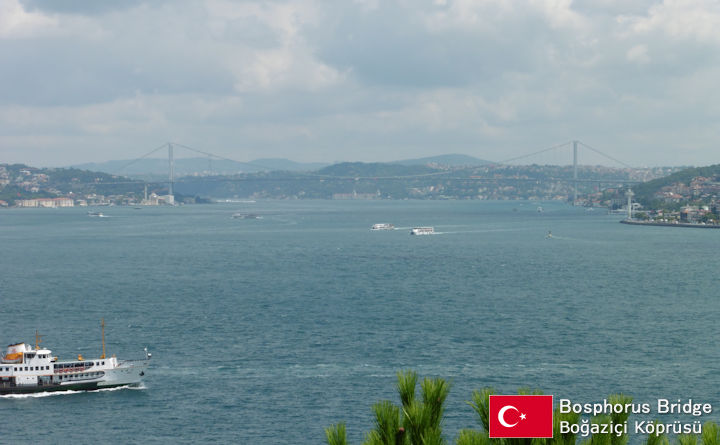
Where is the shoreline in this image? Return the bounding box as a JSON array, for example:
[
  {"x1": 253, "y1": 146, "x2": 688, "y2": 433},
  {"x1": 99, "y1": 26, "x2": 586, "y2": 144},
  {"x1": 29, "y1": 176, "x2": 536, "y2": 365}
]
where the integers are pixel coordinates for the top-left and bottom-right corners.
[{"x1": 620, "y1": 219, "x2": 720, "y2": 229}]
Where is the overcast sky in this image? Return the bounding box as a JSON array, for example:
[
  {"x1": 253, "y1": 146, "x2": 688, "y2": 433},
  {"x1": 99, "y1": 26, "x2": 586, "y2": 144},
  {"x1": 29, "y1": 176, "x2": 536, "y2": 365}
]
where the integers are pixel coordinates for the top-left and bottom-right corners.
[{"x1": 2, "y1": 0, "x2": 720, "y2": 167}]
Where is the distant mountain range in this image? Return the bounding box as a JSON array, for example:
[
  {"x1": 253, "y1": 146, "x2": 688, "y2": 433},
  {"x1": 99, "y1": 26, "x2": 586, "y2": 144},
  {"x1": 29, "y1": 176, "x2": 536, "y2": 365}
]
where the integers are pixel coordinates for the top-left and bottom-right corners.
[
  {"x1": 71, "y1": 158, "x2": 330, "y2": 178},
  {"x1": 71, "y1": 154, "x2": 491, "y2": 178},
  {"x1": 391, "y1": 154, "x2": 491, "y2": 167}
]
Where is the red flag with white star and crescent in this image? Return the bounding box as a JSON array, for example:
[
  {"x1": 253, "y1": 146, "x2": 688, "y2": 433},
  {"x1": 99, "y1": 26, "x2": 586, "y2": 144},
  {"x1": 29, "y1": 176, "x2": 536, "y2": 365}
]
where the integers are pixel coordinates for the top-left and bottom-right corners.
[{"x1": 488, "y1": 395, "x2": 554, "y2": 438}]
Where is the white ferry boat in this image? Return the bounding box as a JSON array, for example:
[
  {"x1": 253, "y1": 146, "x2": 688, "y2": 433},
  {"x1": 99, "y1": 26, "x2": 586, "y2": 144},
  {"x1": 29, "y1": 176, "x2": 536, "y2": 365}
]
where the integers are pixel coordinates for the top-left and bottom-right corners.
[
  {"x1": 232, "y1": 212, "x2": 262, "y2": 219},
  {"x1": 371, "y1": 223, "x2": 395, "y2": 230},
  {"x1": 410, "y1": 227, "x2": 434, "y2": 235},
  {"x1": 0, "y1": 322, "x2": 150, "y2": 395}
]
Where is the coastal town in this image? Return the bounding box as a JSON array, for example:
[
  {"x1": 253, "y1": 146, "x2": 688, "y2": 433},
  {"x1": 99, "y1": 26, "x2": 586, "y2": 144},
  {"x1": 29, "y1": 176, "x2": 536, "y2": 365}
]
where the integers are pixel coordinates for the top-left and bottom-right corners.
[
  {"x1": 0, "y1": 164, "x2": 175, "y2": 208},
  {"x1": 2, "y1": 162, "x2": 720, "y2": 227}
]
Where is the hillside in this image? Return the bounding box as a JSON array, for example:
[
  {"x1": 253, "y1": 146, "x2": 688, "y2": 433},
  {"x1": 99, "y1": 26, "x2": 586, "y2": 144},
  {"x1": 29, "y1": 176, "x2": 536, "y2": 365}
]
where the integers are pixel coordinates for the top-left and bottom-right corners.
[
  {"x1": 71, "y1": 154, "x2": 489, "y2": 178},
  {"x1": 72, "y1": 157, "x2": 329, "y2": 177},
  {"x1": 632, "y1": 164, "x2": 720, "y2": 206},
  {"x1": 316, "y1": 162, "x2": 439, "y2": 177},
  {"x1": 392, "y1": 153, "x2": 491, "y2": 167}
]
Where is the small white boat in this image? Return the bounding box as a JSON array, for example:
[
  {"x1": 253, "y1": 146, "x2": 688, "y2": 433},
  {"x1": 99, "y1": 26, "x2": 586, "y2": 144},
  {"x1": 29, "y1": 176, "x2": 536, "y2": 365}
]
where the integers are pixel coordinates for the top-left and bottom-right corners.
[
  {"x1": 410, "y1": 227, "x2": 434, "y2": 235},
  {"x1": 87, "y1": 211, "x2": 104, "y2": 217},
  {"x1": 371, "y1": 223, "x2": 394, "y2": 230},
  {"x1": 232, "y1": 213, "x2": 262, "y2": 219}
]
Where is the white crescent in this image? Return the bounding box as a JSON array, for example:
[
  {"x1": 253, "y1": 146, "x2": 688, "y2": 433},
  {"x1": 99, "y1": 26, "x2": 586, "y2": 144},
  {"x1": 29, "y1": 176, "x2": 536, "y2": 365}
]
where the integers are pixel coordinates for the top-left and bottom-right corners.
[{"x1": 498, "y1": 405, "x2": 519, "y2": 428}]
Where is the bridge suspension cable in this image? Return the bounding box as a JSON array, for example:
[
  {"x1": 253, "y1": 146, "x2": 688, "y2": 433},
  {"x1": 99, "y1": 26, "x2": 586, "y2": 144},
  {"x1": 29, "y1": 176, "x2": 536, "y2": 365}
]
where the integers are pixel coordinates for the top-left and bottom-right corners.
[
  {"x1": 491, "y1": 141, "x2": 573, "y2": 165},
  {"x1": 110, "y1": 142, "x2": 169, "y2": 175},
  {"x1": 170, "y1": 142, "x2": 283, "y2": 172},
  {"x1": 578, "y1": 141, "x2": 634, "y2": 169},
  {"x1": 96, "y1": 139, "x2": 634, "y2": 185},
  {"x1": 173, "y1": 143, "x2": 455, "y2": 180}
]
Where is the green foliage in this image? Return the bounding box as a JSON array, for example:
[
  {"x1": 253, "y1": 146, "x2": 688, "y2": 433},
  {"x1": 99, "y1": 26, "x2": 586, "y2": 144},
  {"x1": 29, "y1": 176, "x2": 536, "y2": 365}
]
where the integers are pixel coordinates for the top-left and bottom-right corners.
[
  {"x1": 363, "y1": 401, "x2": 401, "y2": 445},
  {"x1": 0, "y1": 185, "x2": 53, "y2": 205},
  {"x1": 421, "y1": 377, "x2": 451, "y2": 430},
  {"x1": 326, "y1": 422, "x2": 348, "y2": 445},
  {"x1": 701, "y1": 422, "x2": 720, "y2": 445},
  {"x1": 456, "y1": 430, "x2": 492, "y2": 445},
  {"x1": 587, "y1": 415, "x2": 614, "y2": 445},
  {"x1": 552, "y1": 408, "x2": 580, "y2": 445},
  {"x1": 331, "y1": 371, "x2": 451, "y2": 445},
  {"x1": 679, "y1": 434, "x2": 698, "y2": 445},
  {"x1": 632, "y1": 164, "x2": 720, "y2": 205},
  {"x1": 326, "y1": 377, "x2": 720, "y2": 445},
  {"x1": 398, "y1": 370, "x2": 419, "y2": 409},
  {"x1": 608, "y1": 395, "x2": 632, "y2": 445},
  {"x1": 467, "y1": 388, "x2": 494, "y2": 433},
  {"x1": 401, "y1": 375, "x2": 451, "y2": 445},
  {"x1": 643, "y1": 421, "x2": 669, "y2": 445}
]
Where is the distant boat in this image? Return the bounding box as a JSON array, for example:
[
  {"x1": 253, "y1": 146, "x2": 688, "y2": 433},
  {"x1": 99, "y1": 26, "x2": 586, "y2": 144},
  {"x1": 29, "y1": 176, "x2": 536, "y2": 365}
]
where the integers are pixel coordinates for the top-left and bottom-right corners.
[
  {"x1": 87, "y1": 211, "x2": 105, "y2": 217},
  {"x1": 546, "y1": 230, "x2": 553, "y2": 239},
  {"x1": 410, "y1": 227, "x2": 434, "y2": 235},
  {"x1": 371, "y1": 223, "x2": 394, "y2": 230},
  {"x1": 537, "y1": 206, "x2": 543, "y2": 213},
  {"x1": 232, "y1": 213, "x2": 262, "y2": 219}
]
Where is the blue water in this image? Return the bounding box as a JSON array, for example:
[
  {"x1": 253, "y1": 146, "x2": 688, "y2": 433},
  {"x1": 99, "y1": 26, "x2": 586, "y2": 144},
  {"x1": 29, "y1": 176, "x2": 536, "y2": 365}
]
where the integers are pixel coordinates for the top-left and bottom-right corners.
[{"x1": 1, "y1": 200, "x2": 718, "y2": 443}]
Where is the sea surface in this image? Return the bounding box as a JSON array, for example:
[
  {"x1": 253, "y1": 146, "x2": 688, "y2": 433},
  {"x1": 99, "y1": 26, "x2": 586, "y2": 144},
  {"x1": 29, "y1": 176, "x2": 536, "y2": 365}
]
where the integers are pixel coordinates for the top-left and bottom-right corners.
[{"x1": 1, "y1": 200, "x2": 718, "y2": 444}]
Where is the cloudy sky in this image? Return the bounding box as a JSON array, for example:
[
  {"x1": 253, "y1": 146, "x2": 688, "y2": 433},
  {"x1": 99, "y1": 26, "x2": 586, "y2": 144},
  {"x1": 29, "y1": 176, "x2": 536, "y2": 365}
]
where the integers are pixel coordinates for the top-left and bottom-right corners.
[{"x1": 2, "y1": 0, "x2": 720, "y2": 167}]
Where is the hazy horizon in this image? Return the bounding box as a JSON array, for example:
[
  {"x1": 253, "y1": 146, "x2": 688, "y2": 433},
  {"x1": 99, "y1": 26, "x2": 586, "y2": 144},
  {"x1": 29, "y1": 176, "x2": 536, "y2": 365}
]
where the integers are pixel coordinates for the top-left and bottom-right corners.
[
  {"x1": 3, "y1": 1, "x2": 720, "y2": 168},
  {"x1": 1, "y1": 151, "x2": 700, "y2": 171}
]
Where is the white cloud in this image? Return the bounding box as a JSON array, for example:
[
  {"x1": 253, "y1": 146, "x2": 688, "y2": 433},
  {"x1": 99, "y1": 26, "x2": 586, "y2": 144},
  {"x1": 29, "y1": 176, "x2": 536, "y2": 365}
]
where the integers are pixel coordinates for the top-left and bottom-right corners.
[
  {"x1": 0, "y1": 0, "x2": 57, "y2": 38},
  {"x1": 626, "y1": 44, "x2": 650, "y2": 64},
  {"x1": 625, "y1": 0, "x2": 720, "y2": 44},
  {"x1": 2, "y1": 0, "x2": 720, "y2": 167}
]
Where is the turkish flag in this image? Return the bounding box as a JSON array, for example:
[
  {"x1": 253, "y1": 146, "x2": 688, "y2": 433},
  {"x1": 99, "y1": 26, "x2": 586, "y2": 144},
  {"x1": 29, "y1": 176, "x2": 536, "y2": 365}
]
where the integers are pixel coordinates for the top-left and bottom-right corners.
[{"x1": 488, "y1": 395, "x2": 554, "y2": 438}]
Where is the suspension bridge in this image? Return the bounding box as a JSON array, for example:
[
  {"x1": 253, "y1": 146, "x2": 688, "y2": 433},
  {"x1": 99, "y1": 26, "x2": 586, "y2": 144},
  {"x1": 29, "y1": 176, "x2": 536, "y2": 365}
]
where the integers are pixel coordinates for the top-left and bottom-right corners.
[{"x1": 93, "y1": 140, "x2": 641, "y2": 204}]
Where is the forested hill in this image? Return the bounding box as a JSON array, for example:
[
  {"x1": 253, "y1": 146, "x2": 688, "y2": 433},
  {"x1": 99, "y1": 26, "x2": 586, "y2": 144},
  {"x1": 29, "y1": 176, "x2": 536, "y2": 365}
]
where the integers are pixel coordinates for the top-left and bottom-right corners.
[
  {"x1": 0, "y1": 164, "x2": 144, "y2": 204},
  {"x1": 633, "y1": 164, "x2": 720, "y2": 204},
  {"x1": 316, "y1": 162, "x2": 440, "y2": 177}
]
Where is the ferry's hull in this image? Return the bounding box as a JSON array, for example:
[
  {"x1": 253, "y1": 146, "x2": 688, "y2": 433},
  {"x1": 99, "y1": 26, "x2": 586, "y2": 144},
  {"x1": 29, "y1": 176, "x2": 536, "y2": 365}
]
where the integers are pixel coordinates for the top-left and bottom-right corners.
[
  {"x1": 0, "y1": 360, "x2": 148, "y2": 395},
  {"x1": 0, "y1": 381, "x2": 137, "y2": 395}
]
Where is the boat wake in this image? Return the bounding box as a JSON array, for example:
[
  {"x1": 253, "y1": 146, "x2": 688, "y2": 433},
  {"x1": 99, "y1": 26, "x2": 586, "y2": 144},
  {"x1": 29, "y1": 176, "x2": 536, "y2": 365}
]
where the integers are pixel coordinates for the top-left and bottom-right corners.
[
  {"x1": 438, "y1": 229, "x2": 524, "y2": 235},
  {"x1": 0, "y1": 384, "x2": 146, "y2": 399}
]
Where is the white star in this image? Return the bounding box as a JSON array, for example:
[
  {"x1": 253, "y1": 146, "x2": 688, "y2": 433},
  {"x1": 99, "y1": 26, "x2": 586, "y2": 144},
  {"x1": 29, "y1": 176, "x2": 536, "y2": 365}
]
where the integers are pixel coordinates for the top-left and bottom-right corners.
[{"x1": 520, "y1": 413, "x2": 527, "y2": 420}]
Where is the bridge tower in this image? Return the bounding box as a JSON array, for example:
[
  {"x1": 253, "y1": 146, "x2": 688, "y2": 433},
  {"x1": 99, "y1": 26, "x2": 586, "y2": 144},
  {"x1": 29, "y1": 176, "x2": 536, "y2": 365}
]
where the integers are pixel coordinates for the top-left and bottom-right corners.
[
  {"x1": 573, "y1": 140, "x2": 578, "y2": 205},
  {"x1": 168, "y1": 143, "x2": 175, "y2": 201}
]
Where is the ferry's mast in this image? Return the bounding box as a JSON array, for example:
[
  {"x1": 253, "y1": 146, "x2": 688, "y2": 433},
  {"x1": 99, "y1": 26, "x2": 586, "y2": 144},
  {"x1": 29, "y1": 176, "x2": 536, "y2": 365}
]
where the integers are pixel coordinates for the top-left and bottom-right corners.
[
  {"x1": 101, "y1": 319, "x2": 106, "y2": 359},
  {"x1": 35, "y1": 330, "x2": 42, "y2": 350}
]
